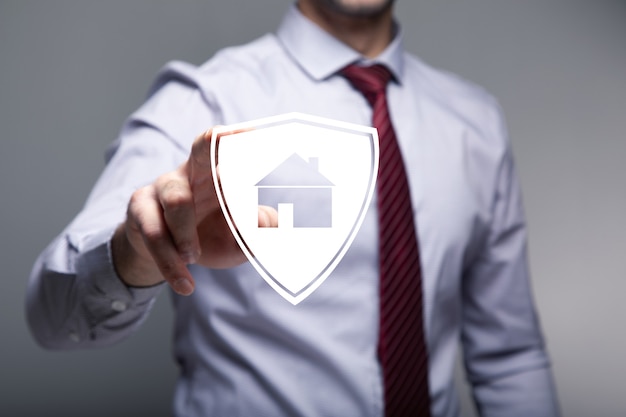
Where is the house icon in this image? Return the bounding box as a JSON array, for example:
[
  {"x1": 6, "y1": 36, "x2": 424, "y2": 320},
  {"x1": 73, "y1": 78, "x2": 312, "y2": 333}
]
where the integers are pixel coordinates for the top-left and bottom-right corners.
[{"x1": 256, "y1": 153, "x2": 334, "y2": 228}]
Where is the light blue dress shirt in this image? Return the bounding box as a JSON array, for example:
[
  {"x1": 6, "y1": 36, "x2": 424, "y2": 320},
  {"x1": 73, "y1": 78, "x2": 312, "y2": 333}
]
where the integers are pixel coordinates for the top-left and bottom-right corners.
[{"x1": 27, "y1": 5, "x2": 560, "y2": 417}]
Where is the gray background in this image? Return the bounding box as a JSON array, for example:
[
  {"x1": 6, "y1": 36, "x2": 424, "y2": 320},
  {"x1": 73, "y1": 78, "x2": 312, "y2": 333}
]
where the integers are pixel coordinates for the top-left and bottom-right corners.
[{"x1": 1, "y1": 1, "x2": 625, "y2": 416}]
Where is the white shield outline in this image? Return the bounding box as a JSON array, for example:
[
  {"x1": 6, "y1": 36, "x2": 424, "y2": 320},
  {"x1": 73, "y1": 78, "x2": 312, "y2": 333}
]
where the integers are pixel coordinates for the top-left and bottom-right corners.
[{"x1": 211, "y1": 112, "x2": 379, "y2": 304}]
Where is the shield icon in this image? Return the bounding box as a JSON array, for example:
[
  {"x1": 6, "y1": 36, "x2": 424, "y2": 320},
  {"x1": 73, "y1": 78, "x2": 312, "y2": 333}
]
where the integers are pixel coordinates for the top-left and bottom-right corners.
[{"x1": 211, "y1": 113, "x2": 379, "y2": 304}]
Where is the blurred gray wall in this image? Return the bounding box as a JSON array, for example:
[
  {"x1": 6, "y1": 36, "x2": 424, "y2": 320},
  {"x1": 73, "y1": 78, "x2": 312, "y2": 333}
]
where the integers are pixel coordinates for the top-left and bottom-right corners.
[{"x1": 1, "y1": 1, "x2": 624, "y2": 416}]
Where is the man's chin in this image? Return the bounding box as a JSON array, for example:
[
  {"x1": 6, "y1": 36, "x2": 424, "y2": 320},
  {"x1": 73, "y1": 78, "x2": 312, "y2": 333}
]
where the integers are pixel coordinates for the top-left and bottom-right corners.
[{"x1": 322, "y1": 0, "x2": 394, "y2": 18}]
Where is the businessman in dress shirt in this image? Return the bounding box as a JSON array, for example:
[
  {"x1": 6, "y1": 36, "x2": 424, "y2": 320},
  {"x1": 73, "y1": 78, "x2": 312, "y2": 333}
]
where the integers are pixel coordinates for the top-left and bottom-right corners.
[{"x1": 27, "y1": 0, "x2": 561, "y2": 416}]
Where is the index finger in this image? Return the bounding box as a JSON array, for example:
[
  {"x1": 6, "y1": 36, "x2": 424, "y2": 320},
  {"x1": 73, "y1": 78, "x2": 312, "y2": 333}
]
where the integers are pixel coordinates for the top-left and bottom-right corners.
[
  {"x1": 188, "y1": 127, "x2": 219, "y2": 182},
  {"x1": 188, "y1": 126, "x2": 251, "y2": 184}
]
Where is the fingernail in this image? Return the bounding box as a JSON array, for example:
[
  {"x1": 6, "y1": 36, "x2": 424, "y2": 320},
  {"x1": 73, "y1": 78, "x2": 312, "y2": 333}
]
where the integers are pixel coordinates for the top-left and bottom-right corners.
[
  {"x1": 181, "y1": 250, "x2": 198, "y2": 264},
  {"x1": 173, "y1": 278, "x2": 194, "y2": 295}
]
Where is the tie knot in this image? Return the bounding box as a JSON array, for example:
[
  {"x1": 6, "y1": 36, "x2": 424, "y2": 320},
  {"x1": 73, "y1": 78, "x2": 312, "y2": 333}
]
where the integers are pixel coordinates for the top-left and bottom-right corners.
[{"x1": 341, "y1": 64, "x2": 392, "y2": 102}]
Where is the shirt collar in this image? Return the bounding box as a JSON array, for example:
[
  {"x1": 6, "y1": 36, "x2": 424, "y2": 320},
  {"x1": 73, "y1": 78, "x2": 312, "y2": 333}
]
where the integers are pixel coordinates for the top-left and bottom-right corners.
[{"x1": 276, "y1": 4, "x2": 405, "y2": 84}]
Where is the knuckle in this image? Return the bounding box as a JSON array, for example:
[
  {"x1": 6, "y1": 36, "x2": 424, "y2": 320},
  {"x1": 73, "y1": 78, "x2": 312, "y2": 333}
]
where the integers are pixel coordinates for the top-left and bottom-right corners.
[
  {"x1": 127, "y1": 187, "x2": 153, "y2": 221},
  {"x1": 141, "y1": 226, "x2": 167, "y2": 245},
  {"x1": 155, "y1": 176, "x2": 192, "y2": 212},
  {"x1": 162, "y1": 186, "x2": 192, "y2": 212},
  {"x1": 155, "y1": 170, "x2": 177, "y2": 184},
  {"x1": 129, "y1": 186, "x2": 151, "y2": 206}
]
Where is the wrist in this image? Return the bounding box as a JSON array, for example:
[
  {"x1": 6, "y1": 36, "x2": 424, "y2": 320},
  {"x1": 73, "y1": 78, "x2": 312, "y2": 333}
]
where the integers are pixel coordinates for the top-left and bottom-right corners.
[{"x1": 111, "y1": 223, "x2": 164, "y2": 288}]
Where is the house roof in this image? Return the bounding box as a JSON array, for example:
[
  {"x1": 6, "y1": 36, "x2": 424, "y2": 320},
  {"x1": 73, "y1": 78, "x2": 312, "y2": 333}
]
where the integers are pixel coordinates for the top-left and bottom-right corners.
[{"x1": 255, "y1": 153, "x2": 334, "y2": 187}]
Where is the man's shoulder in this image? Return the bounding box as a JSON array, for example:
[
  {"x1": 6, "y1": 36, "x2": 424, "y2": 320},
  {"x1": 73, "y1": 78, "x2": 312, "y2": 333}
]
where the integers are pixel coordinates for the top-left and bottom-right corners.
[
  {"x1": 198, "y1": 33, "x2": 284, "y2": 77},
  {"x1": 405, "y1": 53, "x2": 499, "y2": 112},
  {"x1": 144, "y1": 33, "x2": 282, "y2": 96},
  {"x1": 405, "y1": 53, "x2": 504, "y2": 133},
  {"x1": 403, "y1": 53, "x2": 508, "y2": 150}
]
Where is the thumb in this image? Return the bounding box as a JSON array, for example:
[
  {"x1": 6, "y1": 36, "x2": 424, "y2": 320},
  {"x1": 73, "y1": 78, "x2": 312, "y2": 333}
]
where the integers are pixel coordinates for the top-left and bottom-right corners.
[{"x1": 258, "y1": 205, "x2": 278, "y2": 228}]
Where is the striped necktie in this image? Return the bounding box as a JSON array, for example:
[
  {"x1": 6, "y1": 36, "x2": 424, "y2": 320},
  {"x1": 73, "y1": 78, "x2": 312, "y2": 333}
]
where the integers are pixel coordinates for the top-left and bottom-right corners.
[{"x1": 341, "y1": 64, "x2": 431, "y2": 417}]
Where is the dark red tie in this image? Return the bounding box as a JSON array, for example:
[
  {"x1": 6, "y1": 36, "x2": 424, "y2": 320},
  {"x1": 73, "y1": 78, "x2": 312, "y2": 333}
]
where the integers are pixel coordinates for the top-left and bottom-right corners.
[{"x1": 341, "y1": 64, "x2": 431, "y2": 417}]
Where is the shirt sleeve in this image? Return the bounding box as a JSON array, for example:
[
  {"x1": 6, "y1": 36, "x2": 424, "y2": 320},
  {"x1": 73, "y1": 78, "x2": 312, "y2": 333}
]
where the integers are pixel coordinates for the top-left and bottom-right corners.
[
  {"x1": 26, "y1": 61, "x2": 220, "y2": 349},
  {"x1": 27, "y1": 225, "x2": 166, "y2": 349},
  {"x1": 460, "y1": 105, "x2": 561, "y2": 417}
]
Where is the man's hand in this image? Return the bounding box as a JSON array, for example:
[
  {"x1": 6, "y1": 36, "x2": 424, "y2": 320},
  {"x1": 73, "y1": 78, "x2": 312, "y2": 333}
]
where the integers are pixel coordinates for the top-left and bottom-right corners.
[{"x1": 111, "y1": 128, "x2": 278, "y2": 295}]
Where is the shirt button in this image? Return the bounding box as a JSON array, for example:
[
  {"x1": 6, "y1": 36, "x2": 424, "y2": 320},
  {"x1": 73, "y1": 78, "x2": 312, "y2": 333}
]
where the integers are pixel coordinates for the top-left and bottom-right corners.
[{"x1": 111, "y1": 300, "x2": 128, "y2": 312}]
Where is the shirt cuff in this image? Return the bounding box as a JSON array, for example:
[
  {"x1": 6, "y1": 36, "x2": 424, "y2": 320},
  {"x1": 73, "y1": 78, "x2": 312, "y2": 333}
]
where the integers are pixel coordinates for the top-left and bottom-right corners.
[{"x1": 74, "y1": 227, "x2": 165, "y2": 323}]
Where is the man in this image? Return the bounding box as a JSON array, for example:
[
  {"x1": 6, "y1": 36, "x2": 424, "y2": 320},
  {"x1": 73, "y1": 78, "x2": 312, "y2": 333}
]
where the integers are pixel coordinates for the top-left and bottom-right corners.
[{"x1": 27, "y1": 0, "x2": 561, "y2": 416}]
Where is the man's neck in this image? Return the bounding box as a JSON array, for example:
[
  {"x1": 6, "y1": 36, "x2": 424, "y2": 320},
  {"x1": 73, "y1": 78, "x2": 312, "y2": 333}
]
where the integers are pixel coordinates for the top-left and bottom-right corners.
[{"x1": 297, "y1": 1, "x2": 394, "y2": 58}]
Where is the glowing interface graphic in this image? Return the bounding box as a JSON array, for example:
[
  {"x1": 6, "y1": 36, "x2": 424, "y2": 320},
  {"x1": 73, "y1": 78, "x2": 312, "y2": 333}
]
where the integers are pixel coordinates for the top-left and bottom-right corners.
[{"x1": 211, "y1": 113, "x2": 379, "y2": 304}]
